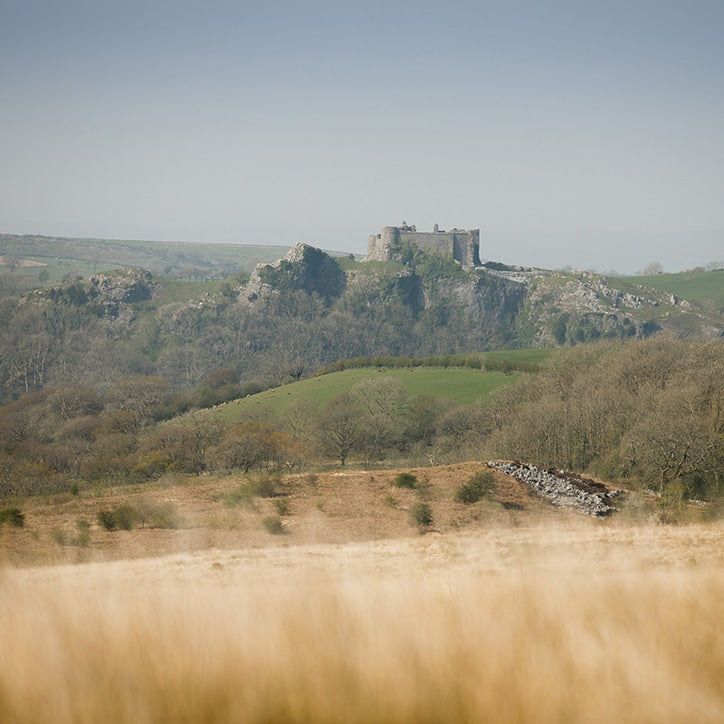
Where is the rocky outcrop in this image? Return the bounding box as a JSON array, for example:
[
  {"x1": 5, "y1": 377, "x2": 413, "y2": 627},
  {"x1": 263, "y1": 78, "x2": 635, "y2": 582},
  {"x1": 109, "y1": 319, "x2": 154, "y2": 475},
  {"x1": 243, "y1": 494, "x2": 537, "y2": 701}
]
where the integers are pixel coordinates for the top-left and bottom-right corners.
[
  {"x1": 245, "y1": 243, "x2": 346, "y2": 302},
  {"x1": 487, "y1": 461, "x2": 624, "y2": 517},
  {"x1": 89, "y1": 268, "x2": 154, "y2": 304}
]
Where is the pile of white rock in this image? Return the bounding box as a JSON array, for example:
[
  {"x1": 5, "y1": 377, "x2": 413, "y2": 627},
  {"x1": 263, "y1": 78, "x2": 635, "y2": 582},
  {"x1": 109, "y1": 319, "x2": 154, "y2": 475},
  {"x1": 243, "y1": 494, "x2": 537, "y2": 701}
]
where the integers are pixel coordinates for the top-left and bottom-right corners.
[{"x1": 487, "y1": 461, "x2": 624, "y2": 517}]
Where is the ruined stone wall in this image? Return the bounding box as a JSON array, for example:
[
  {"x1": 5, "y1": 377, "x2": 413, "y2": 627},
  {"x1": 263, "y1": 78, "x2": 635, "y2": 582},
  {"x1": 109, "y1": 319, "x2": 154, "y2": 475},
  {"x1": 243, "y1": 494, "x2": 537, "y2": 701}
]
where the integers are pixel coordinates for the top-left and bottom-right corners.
[{"x1": 366, "y1": 225, "x2": 480, "y2": 267}]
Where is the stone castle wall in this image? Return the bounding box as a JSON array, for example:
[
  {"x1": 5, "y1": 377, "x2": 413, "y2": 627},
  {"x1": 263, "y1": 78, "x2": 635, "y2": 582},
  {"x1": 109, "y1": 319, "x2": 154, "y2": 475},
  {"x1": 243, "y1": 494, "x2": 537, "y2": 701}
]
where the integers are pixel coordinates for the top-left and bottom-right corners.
[{"x1": 365, "y1": 224, "x2": 480, "y2": 268}]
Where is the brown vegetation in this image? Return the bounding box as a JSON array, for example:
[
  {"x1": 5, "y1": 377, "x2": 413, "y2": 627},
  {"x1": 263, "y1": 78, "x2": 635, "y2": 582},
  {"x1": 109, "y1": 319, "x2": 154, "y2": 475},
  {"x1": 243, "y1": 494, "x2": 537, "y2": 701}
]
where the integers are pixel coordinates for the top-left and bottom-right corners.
[
  {"x1": 1, "y1": 461, "x2": 722, "y2": 722},
  {"x1": 1, "y1": 521, "x2": 722, "y2": 723},
  {"x1": 0, "y1": 463, "x2": 562, "y2": 566}
]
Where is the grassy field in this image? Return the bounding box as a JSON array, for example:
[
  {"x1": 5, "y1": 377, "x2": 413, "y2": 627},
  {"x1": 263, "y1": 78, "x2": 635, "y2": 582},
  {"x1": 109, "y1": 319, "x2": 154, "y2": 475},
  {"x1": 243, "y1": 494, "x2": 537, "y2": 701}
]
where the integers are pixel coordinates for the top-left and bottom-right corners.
[
  {"x1": 0, "y1": 234, "x2": 291, "y2": 283},
  {"x1": 1, "y1": 520, "x2": 721, "y2": 723},
  {"x1": 625, "y1": 269, "x2": 724, "y2": 313},
  {"x1": 214, "y1": 366, "x2": 523, "y2": 422},
  {"x1": 1, "y1": 463, "x2": 722, "y2": 722}
]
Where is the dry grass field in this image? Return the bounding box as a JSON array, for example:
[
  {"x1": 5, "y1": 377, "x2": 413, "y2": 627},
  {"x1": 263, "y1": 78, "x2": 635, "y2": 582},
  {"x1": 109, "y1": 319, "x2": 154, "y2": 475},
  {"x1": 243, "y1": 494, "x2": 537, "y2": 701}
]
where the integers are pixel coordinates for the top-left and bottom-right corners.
[{"x1": 1, "y1": 465, "x2": 723, "y2": 722}]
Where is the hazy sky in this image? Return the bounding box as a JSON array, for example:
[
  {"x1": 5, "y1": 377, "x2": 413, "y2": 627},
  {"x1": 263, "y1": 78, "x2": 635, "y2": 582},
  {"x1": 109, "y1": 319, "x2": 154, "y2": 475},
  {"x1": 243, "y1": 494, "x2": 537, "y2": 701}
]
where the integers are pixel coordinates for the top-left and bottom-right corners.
[{"x1": 2, "y1": 0, "x2": 723, "y2": 273}]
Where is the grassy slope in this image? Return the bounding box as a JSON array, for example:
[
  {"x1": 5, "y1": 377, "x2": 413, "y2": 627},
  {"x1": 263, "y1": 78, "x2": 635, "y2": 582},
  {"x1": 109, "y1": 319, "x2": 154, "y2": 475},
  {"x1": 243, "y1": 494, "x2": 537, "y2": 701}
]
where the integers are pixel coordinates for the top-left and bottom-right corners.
[
  {"x1": 1, "y1": 466, "x2": 721, "y2": 722},
  {"x1": 624, "y1": 270, "x2": 724, "y2": 313},
  {"x1": 212, "y1": 366, "x2": 526, "y2": 422}
]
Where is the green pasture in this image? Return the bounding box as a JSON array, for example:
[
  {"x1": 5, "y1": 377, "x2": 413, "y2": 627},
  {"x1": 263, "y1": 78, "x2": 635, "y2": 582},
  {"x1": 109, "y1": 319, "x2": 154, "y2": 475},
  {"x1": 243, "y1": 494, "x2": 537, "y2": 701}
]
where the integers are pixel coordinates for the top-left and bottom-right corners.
[
  {"x1": 213, "y1": 366, "x2": 523, "y2": 423},
  {"x1": 625, "y1": 270, "x2": 724, "y2": 313}
]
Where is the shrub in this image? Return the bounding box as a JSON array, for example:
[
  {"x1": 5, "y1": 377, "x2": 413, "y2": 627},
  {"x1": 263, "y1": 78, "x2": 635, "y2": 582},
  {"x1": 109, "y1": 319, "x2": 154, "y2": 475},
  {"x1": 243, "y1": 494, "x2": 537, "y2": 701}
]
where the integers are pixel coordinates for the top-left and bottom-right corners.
[
  {"x1": 262, "y1": 515, "x2": 284, "y2": 534},
  {"x1": 455, "y1": 470, "x2": 495, "y2": 504},
  {"x1": 657, "y1": 482, "x2": 687, "y2": 525},
  {"x1": 97, "y1": 504, "x2": 139, "y2": 531},
  {"x1": 273, "y1": 498, "x2": 290, "y2": 516},
  {"x1": 113, "y1": 504, "x2": 138, "y2": 531},
  {"x1": 97, "y1": 510, "x2": 117, "y2": 531},
  {"x1": 50, "y1": 527, "x2": 67, "y2": 545},
  {"x1": 0, "y1": 507, "x2": 25, "y2": 527},
  {"x1": 150, "y1": 502, "x2": 184, "y2": 529},
  {"x1": 74, "y1": 519, "x2": 91, "y2": 547},
  {"x1": 384, "y1": 495, "x2": 399, "y2": 508},
  {"x1": 409, "y1": 502, "x2": 433, "y2": 529},
  {"x1": 249, "y1": 474, "x2": 278, "y2": 498},
  {"x1": 394, "y1": 472, "x2": 417, "y2": 489},
  {"x1": 223, "y1": 484, "x2": 254, "y2": 508}
]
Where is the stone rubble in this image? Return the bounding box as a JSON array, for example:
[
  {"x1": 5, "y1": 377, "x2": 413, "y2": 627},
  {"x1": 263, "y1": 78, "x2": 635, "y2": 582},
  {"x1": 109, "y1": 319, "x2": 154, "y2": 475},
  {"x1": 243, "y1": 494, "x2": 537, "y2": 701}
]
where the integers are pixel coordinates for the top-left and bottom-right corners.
[{"x1": 487, "y1": 461, "x2": 624, "y2": 517}]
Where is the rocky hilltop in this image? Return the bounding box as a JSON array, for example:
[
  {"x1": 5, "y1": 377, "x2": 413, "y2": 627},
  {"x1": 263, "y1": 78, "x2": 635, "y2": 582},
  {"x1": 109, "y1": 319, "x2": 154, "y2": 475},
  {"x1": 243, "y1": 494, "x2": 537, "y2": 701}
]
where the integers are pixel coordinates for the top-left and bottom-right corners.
[
  {"x1": 0, "y1": 242, "x2": 720, "y2": 398},
  {"x1": 245, "y1": 244, "x2": 722, "y2": 348}
]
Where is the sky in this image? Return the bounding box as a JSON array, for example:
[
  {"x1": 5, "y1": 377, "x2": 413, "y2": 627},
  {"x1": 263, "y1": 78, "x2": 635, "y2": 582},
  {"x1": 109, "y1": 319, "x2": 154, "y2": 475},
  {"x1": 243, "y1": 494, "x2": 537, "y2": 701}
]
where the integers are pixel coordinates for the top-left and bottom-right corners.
[{"x1": 1, "y1": 0, "x2": 723, "y2": 273}]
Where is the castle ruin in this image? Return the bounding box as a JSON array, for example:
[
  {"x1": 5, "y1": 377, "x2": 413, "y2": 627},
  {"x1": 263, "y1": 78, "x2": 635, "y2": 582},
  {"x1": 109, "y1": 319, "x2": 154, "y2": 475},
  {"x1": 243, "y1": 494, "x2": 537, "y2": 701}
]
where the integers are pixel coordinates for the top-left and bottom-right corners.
[{"x1": 365, "y1": 223, "x2": 481, "y2": 268}]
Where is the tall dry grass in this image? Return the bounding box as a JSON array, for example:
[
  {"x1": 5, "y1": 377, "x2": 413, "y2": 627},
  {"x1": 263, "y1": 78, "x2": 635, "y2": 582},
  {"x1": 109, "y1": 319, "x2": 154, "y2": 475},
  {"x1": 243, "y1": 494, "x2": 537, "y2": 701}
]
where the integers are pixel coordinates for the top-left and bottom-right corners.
[{"x1": 1, "y1": 526, "x2": 722, "y2": 723}]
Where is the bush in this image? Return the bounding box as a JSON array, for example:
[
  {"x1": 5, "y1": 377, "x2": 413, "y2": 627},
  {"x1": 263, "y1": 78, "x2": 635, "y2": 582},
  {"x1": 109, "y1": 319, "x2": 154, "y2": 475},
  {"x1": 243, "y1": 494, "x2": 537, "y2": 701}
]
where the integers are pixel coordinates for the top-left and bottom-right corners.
[
  {"x1": 394, "y1": 472, "x2": 418, "y2": 489},
  {"x1": 74, "y1": 519, "x2": 91, "y2": 547},
  {"x1": 97, "y1": 504, "x2": 139, "y2": 531},
  {"x1": 113, "y1": 504, "x2": 138, "y2": 531},
  {"x1": 224, "y1": 475, "x2": 280, "y2": 508},
  {"x1": 262, "y1": 515, "x2": 284, "y2": 534},
  {"x1": 97, "y1": 510, "x2": 117, "y2": 531},
  {"x1": 150, "y1": 502, "x2": 184, "y2": 529},
  {"x1": 273, "y1": 498, "x2": 290, "y2": 516},
  {"x1": 657, "y1": 482, "x2": 687, "y2": 525},
  {"x1": 223, "y1": 484, "x2": 254, "y2": 508},
  {"x1": 384, "y1": 495, "x2": 399, "y2": 508},
  {"x1": 455, "y1": 470, "x2": 495, "y2": 504},
  {"x1": 249, "y1": 474, "x2": 279, "y2": 498},
  {"x1": 409, "y1": 502, "x2": 433, "y2": 529},
  {"x1": 0, "y1": 507, "x2": 25, "y2": 527}
]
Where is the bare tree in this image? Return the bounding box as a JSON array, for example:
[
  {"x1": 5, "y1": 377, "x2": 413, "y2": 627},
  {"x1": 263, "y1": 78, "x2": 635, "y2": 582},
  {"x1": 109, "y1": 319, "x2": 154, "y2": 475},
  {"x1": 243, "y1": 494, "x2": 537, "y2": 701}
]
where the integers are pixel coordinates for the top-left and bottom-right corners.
[
  {"x1": 316, "y1": 393, "x2": 364, "y2": 466},
  {"x1": 640, "y1": 262, "x2": 664, "y2": 276}
]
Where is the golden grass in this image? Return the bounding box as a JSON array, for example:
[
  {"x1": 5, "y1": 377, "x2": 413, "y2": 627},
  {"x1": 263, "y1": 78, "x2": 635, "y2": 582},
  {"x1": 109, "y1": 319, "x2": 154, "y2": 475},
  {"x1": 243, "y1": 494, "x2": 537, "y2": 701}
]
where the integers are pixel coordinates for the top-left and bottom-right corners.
[{"x1": 1, "y1": 524, "x2": 723, "y2": 723}]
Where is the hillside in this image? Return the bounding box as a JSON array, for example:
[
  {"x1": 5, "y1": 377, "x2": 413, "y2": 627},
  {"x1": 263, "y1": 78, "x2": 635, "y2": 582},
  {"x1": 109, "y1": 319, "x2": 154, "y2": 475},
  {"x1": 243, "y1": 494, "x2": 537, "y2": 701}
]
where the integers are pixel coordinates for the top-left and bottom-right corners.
[
  {"x1": 0, "y1": 233, "x2": 291, "y2": 284},
  {"x1": 0, "y1": 240, "x2": 721, "y2": 402},
  {"x1": 209, "y1": 364, "x2": 534, "y2": 423},
  {"x1": 624, "y1": 269, "x2": 724, "y2": 314},
  {"x1": 0, "y1": 461, "x2": 633, "y2": 567}
]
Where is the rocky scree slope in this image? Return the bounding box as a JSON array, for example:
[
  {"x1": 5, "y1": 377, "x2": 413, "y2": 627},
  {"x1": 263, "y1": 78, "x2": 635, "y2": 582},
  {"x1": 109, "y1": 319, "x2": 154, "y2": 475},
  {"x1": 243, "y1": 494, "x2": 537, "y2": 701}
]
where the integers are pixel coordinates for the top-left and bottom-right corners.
[{"x1": 487, "y1": 461, "x2": 625, "y2": 517}]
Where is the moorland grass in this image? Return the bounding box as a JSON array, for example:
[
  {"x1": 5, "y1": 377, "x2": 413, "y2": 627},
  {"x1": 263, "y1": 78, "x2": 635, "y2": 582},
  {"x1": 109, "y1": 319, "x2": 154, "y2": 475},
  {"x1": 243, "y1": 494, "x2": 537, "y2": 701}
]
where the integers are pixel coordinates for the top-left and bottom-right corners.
[{"x1": 1, "y1": 525, "x2": 722, "y2": 723}]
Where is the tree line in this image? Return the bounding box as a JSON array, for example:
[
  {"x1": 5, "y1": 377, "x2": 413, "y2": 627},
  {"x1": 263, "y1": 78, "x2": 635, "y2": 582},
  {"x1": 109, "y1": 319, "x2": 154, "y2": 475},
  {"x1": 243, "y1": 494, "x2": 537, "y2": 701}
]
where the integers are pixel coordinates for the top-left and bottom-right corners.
[
  {"x1": 483, "y1": 337, "x2": 722, "y2": 504},
  {"x1": 0, "y1": 372, "x2": 485, "y2": 496}
]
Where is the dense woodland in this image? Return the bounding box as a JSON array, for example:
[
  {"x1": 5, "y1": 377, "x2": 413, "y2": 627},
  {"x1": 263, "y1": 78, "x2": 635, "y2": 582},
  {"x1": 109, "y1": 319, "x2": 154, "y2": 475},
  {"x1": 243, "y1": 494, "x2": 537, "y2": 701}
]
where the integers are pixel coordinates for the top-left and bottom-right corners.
[{"x1": 485, "y1": 338, "x2": 723, "y2": 507}]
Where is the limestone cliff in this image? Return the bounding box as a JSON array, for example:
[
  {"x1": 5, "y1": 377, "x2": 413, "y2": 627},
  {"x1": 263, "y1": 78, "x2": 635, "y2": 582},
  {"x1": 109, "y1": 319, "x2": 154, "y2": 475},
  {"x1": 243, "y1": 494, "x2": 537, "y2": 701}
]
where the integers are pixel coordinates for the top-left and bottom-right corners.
[{"x1": 245, "y1": 243, "x2": 346, "y2": 302}]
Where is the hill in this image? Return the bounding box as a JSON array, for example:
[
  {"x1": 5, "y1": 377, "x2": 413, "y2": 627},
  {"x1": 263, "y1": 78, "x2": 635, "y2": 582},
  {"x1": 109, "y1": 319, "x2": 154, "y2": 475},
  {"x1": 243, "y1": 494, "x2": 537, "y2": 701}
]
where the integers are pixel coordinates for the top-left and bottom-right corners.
[
  {"x1": 0, "y1": 240, "x2": 720, "y2": 402},
  {"x1": 623, "y1": 269, "x2": 724, "y2": 314},
  {"x1": 0, "y1": 233, "x2": 291, "y2": 284},
  {"x1": 0, "y1": 460, "x2": 633, "y2": 567},
  {"x1": 208, "y1": 361, "x2": 540, "y2": 423}
]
